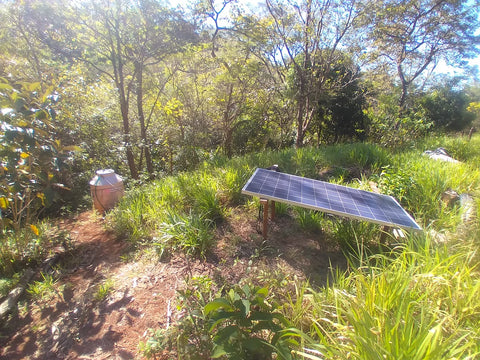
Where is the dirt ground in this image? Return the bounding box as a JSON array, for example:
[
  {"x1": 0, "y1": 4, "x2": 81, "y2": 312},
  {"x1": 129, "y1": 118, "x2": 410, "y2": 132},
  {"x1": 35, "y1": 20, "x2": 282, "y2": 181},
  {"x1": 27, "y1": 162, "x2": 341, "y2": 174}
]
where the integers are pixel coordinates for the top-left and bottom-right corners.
[{"x1": 0, "y1": 209, "x2": 346, "y2": 359}]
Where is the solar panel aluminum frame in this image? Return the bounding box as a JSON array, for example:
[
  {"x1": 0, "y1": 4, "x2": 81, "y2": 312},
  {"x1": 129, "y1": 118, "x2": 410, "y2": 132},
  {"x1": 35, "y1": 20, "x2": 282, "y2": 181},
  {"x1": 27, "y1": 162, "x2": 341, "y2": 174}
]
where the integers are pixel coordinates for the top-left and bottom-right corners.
[{"x1": 241, "y1": 168, "x2": 422, "y2": 231}]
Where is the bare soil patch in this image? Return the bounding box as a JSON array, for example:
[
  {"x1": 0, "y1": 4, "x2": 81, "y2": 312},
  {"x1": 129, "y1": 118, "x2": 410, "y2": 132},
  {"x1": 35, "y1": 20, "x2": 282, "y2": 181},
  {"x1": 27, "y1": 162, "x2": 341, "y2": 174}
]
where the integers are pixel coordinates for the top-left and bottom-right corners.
[{"x1": 0, "y1": 209, "x2": 346, "y2": 359}]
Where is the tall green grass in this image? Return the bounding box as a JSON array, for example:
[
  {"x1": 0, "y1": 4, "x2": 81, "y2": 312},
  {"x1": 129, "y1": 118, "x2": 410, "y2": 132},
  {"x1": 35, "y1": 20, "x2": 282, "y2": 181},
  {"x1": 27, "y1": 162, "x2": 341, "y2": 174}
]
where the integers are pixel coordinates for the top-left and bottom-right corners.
[
  {"x1": 154, "y1": 211, "x2": 214, "y2": 259},
  {"x1": 282, "y1": 233, "x2": 480, "y2": 359},
  {"x1": 107, "y1": 171, "x2": 224, "y2": 257},
  {"x1": 385, "y1": 152, "x2": 480, "y2": 230},
  {"x1": 202, "y1": 142, "x2": 391, "y2": 180}
]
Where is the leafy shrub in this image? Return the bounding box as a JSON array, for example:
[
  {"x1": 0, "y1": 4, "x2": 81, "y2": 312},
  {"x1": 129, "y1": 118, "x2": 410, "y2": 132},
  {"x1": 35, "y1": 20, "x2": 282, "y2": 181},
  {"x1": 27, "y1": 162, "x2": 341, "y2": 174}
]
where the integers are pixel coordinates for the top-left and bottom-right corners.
[
  {"x1": 0, "y1": 79, "x2": 74, "y2": 231},
  {"x1": 420, "y1": 84, "x2": 474, "y2": 131},
  {"x1": 365, "y1": 95, "x2": 433, "y2": 147},
  {"x1": 204, "y1": 284, "x2": 296, "y2": 360},
  {"x1": 140, "y1": 276, "x2": 218, "y2": 359},
  {"x1": 373, "y1": 165, "x2": 416, "y2": 203}
]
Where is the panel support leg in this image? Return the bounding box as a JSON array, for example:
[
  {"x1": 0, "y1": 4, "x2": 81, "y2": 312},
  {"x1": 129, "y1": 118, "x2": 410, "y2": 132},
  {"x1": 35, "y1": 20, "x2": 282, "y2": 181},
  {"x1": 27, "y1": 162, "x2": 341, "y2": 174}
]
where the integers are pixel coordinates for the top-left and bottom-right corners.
[
  {"x1": 271, "y1": 200, "x2": 276, "y2": 219},
  {"x1": 260, "y1": 198, "x2": 269, "y2": 239}
]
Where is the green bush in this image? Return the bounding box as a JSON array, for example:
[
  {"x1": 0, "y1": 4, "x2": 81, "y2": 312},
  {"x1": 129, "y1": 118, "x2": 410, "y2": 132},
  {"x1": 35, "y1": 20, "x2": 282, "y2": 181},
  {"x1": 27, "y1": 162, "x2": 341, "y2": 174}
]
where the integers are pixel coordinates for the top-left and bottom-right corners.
[
  {"x1": 204, "y1": 284, "x2": 295, "y2": 360},
  {"x1": 420, "y1": 84, "x2": 475, "y2": 131},
  {"x1": 140, "y1": 276, "x2": 218, "y2": 359},
  {"x1": 0, "y1": 79, "x2": 75, "y2": 231},
  {"x1": 365, "y1": 94, "x2": 433, "y2": 147}
]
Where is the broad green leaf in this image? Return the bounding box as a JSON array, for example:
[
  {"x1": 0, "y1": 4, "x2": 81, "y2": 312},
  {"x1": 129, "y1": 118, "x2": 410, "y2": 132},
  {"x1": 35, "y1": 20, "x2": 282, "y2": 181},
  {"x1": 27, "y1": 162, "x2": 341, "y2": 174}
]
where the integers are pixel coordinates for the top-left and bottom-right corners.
[
  {"x1": 256, "y1": 287, "x2": 268, "y2": 298},
  {"x1": 204, "y1": 298, "x2": 234, "y2": 316},
  {"x1": 212, "y1": 345, "x2": 227, "y2": 358},
  {"x1": 242, "y1": 299, "x2": 250, "y2": 316},
  {"x1": 250, "y1": 311, "x2": 274, "y2": 321},
  {"x1": 209, "y1": 310, "x2": 236, "y2": 331},
  {"x1": 233, "y1": 298, "x2": 248, "y2": 316},
  {"x1": 241, "y1": 284, "x2": 251, "y2": 297},
  {"x1": 214, "y1": 325, "x2": 238, "y2": 344},
  {"x1": 243, "y1": 337, "x2": 269, "y2": 352}
]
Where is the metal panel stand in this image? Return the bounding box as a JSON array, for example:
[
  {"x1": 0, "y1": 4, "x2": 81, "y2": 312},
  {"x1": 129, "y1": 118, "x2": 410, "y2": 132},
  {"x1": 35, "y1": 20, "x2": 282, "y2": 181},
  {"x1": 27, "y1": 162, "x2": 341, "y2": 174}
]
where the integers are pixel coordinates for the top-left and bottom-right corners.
[{"x1": 260, "y1": 199, "x2": 269, "y2": 239}]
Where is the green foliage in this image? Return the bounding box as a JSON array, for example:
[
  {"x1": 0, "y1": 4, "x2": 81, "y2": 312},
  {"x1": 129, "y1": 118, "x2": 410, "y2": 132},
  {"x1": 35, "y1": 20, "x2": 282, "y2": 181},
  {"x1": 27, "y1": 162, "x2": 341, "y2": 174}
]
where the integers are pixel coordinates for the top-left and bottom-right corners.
[
  {"x1": 420, "y1": 82, "x2": 475, "y2": 131},
  {"x1": 294, "y1": 208, "x2": 323, "y2": 233},
  {"x1": 108, "y1": 170, "x2": 222, "y2": 258},
  {"x1": 0, "y1": 272, "x2": 20, "y2": 298},
  {"x1": 313, "y1": 55, "x2": 367, "y2": 144},
  {"x1": 0, "y1": 78, "x2": 72, "y2": 231},
  {"x1": 138, "y1": 328, "x2": 170, "y2": 359},
  {"x1": 330, "y1": 219, "x2": 380, "y2": 260},
  {"x1": 364, "y1": 0, "x2": 480, "y2": 107},
  {"x1": 373, "y1": 165, "x2": 416, "y2": 203},
  {"x1": 273, "y1": 201, "x2": 290, "y2": 217},
  {"x1": 321, "y1": 142, "x2": 391, "y2": 172},
  {"x1": 141, "y1": 280, "x2": 298, "y2": 360},
  {"x1": 0, "y1": 221, "x2": 69, "y2": 276},
  {"x1": 177, "y1": 172, "x2": 224, "y2": 222},
  {"x1": 112, "y1": 133, "x2": 480, "y2": 360},
  {"x1": 1, "y1": 226, "x2": 40, "y2": 275},
  {"x1": 281, "y1": 234, "x2": 480, "y2": 359},
  {"x1": 419, "y1": 133, "x2": 480, "y2": 163},
  {"x1": 204, "y1": 284, "x2": 295, "y2": 360},
  {"x1": 93, "y1": 278, "x2": 114, "y2": 302},
  {"x1": 392, "y1": 152, "x2": 480, "y2": 229},
  {"x1": 364, "y1": 95, "x2": 433, "y2": 147},
  {"x1": 217, "y1": 165, "x2": 253, "y2": 205},
  {"x1": 140, "y1": 276, "x2": 218, "y2": 359},
  {"x1": 27, "y1": 272, "x2": 62, "y2": 303},
  {"x1": 154, "y1": 211, "x2": 214, "y2": 259}
]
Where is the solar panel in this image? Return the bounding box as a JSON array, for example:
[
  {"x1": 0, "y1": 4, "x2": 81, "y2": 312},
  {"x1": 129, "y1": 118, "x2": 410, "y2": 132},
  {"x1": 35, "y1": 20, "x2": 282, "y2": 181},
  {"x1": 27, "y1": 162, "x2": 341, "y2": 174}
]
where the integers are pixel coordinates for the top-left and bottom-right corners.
[{"x1": 242, "y1": 168, "x2": 422, "y2": 231}]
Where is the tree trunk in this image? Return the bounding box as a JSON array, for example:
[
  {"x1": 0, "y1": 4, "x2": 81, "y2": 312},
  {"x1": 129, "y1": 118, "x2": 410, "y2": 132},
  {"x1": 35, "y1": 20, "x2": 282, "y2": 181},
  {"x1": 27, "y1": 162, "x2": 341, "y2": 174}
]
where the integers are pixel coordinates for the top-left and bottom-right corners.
[
  {"x1": 295, "y1": 99, "x2": 306, "y2": 148},
  {"x1": 399, "y1": 85, "x2": 408, "y2": 109},
  {"x1": 113, "y1": 16, "x2": 138, "y2": 180},
  {"x1": 397, "y1": 62, "x2": 409, "y2": 109},
  {"x1": 119, "y1": 88, "x2": 138, "y2": 180},
  {"x1": 135, "y1": 63, "x2": 154, "y2": 176}
]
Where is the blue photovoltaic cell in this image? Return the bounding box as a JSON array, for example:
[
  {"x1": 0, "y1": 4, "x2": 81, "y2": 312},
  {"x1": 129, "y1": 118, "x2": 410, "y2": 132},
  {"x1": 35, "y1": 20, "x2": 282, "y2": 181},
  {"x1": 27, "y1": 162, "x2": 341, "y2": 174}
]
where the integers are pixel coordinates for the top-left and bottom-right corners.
[{"x1": 241, "y1": 168, "x2": 422, "y2": 231}]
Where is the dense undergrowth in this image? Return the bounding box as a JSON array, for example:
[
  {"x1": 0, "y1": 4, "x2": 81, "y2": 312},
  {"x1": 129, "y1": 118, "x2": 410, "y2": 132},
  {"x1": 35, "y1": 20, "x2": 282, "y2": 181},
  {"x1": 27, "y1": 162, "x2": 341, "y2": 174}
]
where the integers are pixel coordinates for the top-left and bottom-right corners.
[
  {"x1": 2, "y1": 134, "x2": 480, "y2": 358},
  {"x1": 106, "y1": 134, "x2": 480, "y2": 359}
]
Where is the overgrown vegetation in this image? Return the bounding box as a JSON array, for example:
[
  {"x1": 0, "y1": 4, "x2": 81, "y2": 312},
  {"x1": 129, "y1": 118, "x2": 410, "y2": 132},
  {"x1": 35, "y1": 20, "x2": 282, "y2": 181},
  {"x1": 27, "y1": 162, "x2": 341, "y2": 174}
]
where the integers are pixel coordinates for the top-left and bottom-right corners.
[
  {"x1": 109, "y1": 136, "x2": 480, "y2": 359},
  {"x1": 1, "y1": 0, "x2": 480, "y2": 357}
]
